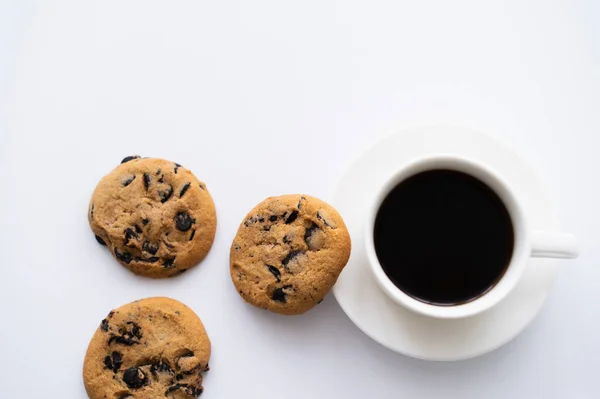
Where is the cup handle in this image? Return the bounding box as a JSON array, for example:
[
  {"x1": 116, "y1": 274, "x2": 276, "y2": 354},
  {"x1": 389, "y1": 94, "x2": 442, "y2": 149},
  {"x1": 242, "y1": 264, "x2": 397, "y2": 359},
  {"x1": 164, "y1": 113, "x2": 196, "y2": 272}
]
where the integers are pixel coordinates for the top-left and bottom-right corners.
[{"x1": 531, "y1": 231, "x2": 579, "y2": 259}]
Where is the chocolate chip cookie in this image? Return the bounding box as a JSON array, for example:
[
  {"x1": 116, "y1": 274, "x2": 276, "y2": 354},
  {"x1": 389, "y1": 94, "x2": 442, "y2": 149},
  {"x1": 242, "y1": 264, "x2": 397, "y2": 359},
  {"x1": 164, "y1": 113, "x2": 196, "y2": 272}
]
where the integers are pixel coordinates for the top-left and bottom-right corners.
[
  {"x1": 83, "y1": 297, "x2": 211, "y2": 399},
  {"x1": 89, "y1": 156, "x2": 217, "y2": 278},
  {"x1": 230, "y1": 194, "x2": 351, "y2": 315}
]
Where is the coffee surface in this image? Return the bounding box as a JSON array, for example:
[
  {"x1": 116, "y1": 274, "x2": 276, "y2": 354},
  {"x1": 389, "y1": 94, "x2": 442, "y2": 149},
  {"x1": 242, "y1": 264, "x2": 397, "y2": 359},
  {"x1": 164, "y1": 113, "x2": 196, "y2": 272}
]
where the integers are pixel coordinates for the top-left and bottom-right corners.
[{"x1": 374, "y1": 169, "x2": 514, "y2": 305}]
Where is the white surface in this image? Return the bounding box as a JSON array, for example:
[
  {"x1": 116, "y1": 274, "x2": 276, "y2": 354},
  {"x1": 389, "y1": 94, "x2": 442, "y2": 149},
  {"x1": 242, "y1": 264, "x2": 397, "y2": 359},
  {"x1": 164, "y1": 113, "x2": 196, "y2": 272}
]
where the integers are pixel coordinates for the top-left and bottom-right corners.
[
  {"x1": 0, "y1": 0, "x2": 598, "y2": 398},
  {"x1": 333, "y1": 126, "x2": 564, "y2": 359}
]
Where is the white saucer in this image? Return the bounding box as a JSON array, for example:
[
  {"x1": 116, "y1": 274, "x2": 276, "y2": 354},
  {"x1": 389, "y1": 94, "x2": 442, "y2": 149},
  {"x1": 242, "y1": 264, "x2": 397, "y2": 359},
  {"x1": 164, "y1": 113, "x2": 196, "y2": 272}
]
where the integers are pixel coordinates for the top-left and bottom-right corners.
[{"x1": 332, "y1": 126, "x2": 561, "y2": 361}]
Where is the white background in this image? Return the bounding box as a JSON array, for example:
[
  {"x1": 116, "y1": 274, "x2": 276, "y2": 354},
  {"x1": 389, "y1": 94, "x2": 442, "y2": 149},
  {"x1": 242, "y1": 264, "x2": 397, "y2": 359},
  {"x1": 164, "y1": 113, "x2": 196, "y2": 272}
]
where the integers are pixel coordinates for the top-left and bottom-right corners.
[{"x1": 0, "y1": 1, "x2": 598, "y2": 398}]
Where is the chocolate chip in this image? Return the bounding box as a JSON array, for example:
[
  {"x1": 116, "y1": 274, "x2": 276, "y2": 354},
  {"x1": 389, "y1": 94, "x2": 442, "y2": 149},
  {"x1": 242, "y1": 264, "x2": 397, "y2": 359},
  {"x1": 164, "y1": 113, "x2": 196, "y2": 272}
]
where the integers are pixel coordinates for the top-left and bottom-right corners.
[
  {"x1": 122, "y1": 367, "x2": 147, "y2": 389},
  {"x1": 142, "y1": 218, "x2": 149, "y2": 225},
  {"x1": 158, "y1": 175, "x2": 164, "y2": 183},
  {"x1": 142, "y1": 241, "x2": 159, "y2": 255},
  {"x1": 317, "y1": 210, "x2": 336, "y2": 228},
  {"x1": 285, "y1": 210, "x2": 298, "y2": 224},
  {"x1": 304, "y1": 222, "x2": 324, "y2": 251},
  {"x1": 304, "y1": 223, "x2": 317, "y2": 242},
  {"x1": 198, "y1": 184, "x2": 205, "y2": 190},
  {"x1": 134, "y1": 225, "x2": 143, "y2": 234},
  {"x1": 163, "y1": 257, "x2": 176, "y2": 268},
  {"x1": 95, "y1": 235, "x2": 107, "y2": 246},
  {"x1": 269, "y1": 215, "x2": 278, "y2": 222},
  {"x1": 104, "y1": 355, "x2": 113, "y2": 370},
  {"x1": 186, "y1": 385, "x2": 203, "y2": 396},
  {"x1": 267, "y1": 265, "x2": 281, "y2": 281},
  {"x1": 143, "y1": 173, "x2": 151, "y2": 190},
  {"x1": 174, "y1": 163, "x2": 181, "y2": 174},
  {"x1": 151, "y1": 359, "x2": 173, "y2": 376},
  {"x1": 108, "y1": 322, "x2": 141, "y2": 346},
  {"x1": 90, "y1": 204, "x2": 94, "y2": 218},
  {"x1": 114, "y1": 248, "x2": 132, "y2": 264},
  {"x1": 179, "y1": 182, "x2": 191, "y2": 197},
  {"x1": 156, "y1": 168, "x2": 161, "y2": 175},
  {"x1": 122, "y1": 175, "x2": 136, "y2": 187},
  {"x1": 282, "y1": 250, "x2": 302, "y2": 268},
  {"x1": 272, "y1": 286, "x2": 292, "y2": 302},
  {"x1": 258, "y1": 217, "x2": 265, "y2": 223},
  {"x1": 108, "y1": 335, "x2": 138, "y2": 346},
  {"x1": 189, "y1": 230, "x2": 196, "y2": 241},
  {"x1": 100, "y1": 319, "x2": 109, "y2": 332},
  {"x1": 132, "y1": 326, "x2": 141, "y2": 339},
  {"x1": 159, "y1": 186, "x2": 173, "y2": 203},
  {"x1": 127, "y1": 322, "x2": 142, "y2": 339},
  {"x1": 244, "y1": 216, "x2": 258, "y2": 226},
  {"x1": 282, "y1": 235, "x2": 291, "y2": 244},
  {"x1": 121, "y1": 155, "x2": 140, "y2": 164},
  {"x1": 165, "y1": 383, "x2": 202, "y2": 397},
  {"x1": 124, "y1": 228, "x2": 138, "y2": 245},
  {"x1": 111, "y1": 351, "x2": 123, "y2": 372},
  {"x1": 175, "y1": 212, "x2": 194, "y2": 231}
]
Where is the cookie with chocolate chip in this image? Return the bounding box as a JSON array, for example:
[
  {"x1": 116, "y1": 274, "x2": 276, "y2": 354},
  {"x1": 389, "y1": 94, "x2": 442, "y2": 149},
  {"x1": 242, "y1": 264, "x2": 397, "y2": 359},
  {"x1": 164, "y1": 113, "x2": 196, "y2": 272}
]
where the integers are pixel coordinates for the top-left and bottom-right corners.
[
  {"x1": 89, "y1": 156, "x2": 217, "y2": 278},
  {"x1": 83, "y1": 297, "x2": 211, "y2": 399},
  {"x1": 230, "y1": 194, "x2": 351, "y2": 315}
]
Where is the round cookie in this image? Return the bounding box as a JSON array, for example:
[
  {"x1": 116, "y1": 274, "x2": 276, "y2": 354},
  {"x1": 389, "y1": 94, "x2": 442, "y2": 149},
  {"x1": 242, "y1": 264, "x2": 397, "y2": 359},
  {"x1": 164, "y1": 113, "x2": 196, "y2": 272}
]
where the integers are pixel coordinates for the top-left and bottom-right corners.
[
  {"x1": 230, "y1": 194, "x2": 351, "y2": 315},
  {"x1": 83, "y1": 297, "x2": 211, "y2": 399},
  {"x1": 89, "y1": 156, "x2": 217, "y2": 278}
]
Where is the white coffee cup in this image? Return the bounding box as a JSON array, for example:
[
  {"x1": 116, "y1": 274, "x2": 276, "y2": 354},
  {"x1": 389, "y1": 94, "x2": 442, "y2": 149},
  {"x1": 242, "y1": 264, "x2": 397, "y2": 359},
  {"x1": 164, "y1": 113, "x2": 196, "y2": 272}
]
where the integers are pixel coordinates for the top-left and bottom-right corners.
[{"x1": 364, "y1": 155, "x2": 579, "y2": 319}]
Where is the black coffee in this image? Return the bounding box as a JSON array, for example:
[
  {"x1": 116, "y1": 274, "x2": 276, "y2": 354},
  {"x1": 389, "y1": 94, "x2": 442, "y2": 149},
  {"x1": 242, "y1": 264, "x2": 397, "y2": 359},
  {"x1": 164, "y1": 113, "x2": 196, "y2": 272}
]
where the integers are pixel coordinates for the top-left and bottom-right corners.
[{"x1": 373, "y1": 169, "x2": 514, "y2": 306}]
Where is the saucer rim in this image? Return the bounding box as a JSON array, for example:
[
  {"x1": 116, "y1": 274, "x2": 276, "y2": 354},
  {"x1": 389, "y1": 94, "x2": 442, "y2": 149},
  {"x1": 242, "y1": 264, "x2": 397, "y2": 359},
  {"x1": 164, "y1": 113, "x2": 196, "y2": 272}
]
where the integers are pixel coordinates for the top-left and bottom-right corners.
[{"x1": 331, "y1": 125, "x2": 560, "y2": 361}]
